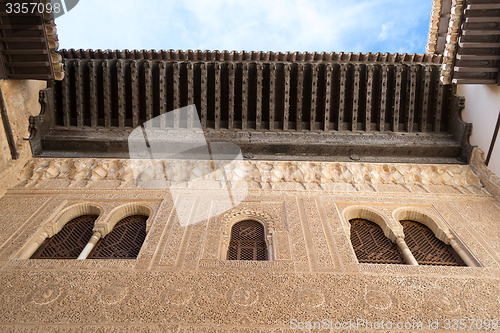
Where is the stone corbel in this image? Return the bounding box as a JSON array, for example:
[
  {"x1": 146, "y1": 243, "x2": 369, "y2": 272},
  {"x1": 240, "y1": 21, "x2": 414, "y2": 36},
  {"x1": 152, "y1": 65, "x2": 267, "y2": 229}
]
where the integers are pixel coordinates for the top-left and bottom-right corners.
[{"x1": 29, "y1": 86, "x2": 55, "y2": 156}]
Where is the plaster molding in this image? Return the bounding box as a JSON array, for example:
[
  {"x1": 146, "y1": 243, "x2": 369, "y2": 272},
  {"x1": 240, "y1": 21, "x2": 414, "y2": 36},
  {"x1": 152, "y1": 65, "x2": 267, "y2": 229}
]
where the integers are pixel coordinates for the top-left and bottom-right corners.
[{"x1": 16, "y1": 158, "x2": 483, "y2": 193}]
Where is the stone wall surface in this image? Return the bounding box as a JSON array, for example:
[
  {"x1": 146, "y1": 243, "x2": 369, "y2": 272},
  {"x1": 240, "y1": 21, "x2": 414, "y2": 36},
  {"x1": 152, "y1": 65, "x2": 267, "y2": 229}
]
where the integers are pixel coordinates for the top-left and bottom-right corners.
[
  {"x1": 0, "y1": 80, "x2": 47, "y2": 198},
  {"x1": 0, "y1": 157, "x2": 498, "y2": 332}
]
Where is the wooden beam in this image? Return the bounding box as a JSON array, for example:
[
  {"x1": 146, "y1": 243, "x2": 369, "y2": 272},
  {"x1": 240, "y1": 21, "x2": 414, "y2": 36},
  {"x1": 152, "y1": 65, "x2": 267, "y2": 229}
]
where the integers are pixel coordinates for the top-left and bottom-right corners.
[
  {"x1": 131, "y1": 60, "x2": 140, "y2": 128},
  {"x1": 200, "y1": 62, "x2": 207, "y2": 128},
  {"x1": 365, "y1": 64, "x2": 374, "y2": 131},
  {"x1": 324, "y1": 64, "x2": 332, "y2": 132},
  {"x1": 310, "y1": 64, "x2": 319, "y2": 131},
  {"x1": 158, "y1": 62, "x2": 167, "y2": 128},
  {"x1": 75, "y1": 61, "x2": 84, "y2": 128},
  {"x1": 62, "y1": 61, "x2": 71, "y2": 127},
  {"x1": 116, "y1": 60, "x2": 126, "y2": 128},
  {"x1": 214, "y1": 62, "x2": 221, "y2": 130},
  {"x1": 379, "y1": 64, "x2": 388, "y2": 132},
  {"x1": 89, "y1": 60, "x2": 98, "y2": 128},
  {"x1": 283, "y1": 63, "x2": 291, "y2": 131},
  {"x1": 393, "y1": 65, "x2": 403, "y2": 132},
  {"x1": 352, "y1": 64, "x2": 360, "y2": 131},
  {"x1": 242, "y1": 63, "x2": 249, "y2": 130},
  {"x1": 144, "y1": 60, "x2": 153, "y2": 125},
  {"x1": 338, "y1": 64, "x2": 347, "y2": 131},
  {"x1": 421, "y1": 65, "x2": 431, "y2": 132},
  {"x1": 407, "y1": 65, "x2": 417, "y2": 132},
  {"x1": 256, "y1": 63, "x2": 263, "y2": 130},
  {"x1": 296, "y1": 64, "x2": 304, "y2": 131},
  {"x1": 269, "y1": 63, "x2": 276, "y2": 130}
]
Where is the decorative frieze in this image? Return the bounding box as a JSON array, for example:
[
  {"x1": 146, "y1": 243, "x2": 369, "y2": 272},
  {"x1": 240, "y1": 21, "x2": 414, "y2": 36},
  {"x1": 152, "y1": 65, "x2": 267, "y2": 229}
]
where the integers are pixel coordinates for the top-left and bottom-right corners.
[{"x1": 16, "y1": 158, "x2": 483, "y2": 192}]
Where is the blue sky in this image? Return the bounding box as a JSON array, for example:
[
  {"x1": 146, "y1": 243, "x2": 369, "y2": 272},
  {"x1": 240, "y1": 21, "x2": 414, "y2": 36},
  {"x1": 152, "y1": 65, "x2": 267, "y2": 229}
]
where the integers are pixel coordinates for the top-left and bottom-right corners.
[{"x1": 56, "y1": 0, "x2": 433, "y2": 54}]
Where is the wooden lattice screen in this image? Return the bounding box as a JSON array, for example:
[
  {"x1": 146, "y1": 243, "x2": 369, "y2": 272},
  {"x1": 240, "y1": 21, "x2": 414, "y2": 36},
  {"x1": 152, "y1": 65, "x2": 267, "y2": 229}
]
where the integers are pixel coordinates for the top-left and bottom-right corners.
[
  {"x1": 31, "y1": 215, "x2": 97, "y2": 259},
  {"x1": 401, "y1": 220, "x2": 465, "y2": 266},
  {"x1": 88, "y1": 215, "x2": 147, "y2": 259},
  {"x1": 227, "y1": 220, "x2": 268, "y2": 261},
  {"x1": 349, "y1": 218, "x2": 405, "y2": 264}
]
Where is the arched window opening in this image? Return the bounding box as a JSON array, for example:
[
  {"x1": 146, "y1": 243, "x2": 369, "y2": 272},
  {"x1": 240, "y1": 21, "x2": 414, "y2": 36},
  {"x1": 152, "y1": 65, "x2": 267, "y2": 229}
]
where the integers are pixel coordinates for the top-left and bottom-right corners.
[
  {"x1": 88, "y1": 215, "x2": 147, "y2": 259},
  {"x1": 401, "y1": 220, "x2": 466, "y2": 266},
  {"x1": 31, "y1": 215, "x2": 97, "y2": 259},
  {"x1": 349, "y1": 218, "x2": 405, "y2": 264},
  {"x1": 227, "y1": 220, "x2": 268, "y2": 261}
]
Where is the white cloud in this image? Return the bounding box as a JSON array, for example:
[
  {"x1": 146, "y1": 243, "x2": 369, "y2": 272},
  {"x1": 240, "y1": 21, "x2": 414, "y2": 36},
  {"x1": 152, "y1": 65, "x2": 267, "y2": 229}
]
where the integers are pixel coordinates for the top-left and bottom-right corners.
[{"x1": 55, "y1": 0, "x2": 432, "y2": 54}]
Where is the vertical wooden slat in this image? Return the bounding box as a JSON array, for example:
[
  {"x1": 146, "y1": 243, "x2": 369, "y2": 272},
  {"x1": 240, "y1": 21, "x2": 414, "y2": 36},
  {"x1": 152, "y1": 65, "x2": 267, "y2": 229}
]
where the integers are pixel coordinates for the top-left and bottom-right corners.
[
  {"x1": 88, "y1": 60, "x2": 98, "y2": 128},
  {"x1": 62, "y1": 60, "x2": 71, "y2": 127},
  {"x1": 283, "y1": 63, "x2": 291, "y2": 131},
  {"x1": 144, "y1": 60, "x2": 153, "y2": 125},
  {"x1": 310, "y1": 64, "x2": 318, "y2": 131},
  {"x1": 352, "y1": 64, "x2": 360, "y2": 131},
  {"x1": 116, "y1": 59, "x2": 126, "y2": 128},
  {"x1": 365, "y1": 64, "x2": 374, "y2": 131},
  {"x1": 256, "y1": 63, "x2": 263, "y2": 130},
  {"x1": 102, "y1": 60, "x2": 111, "y2": 128},
  {"x1": 158, "y1": 62, "x2": 167, "y2": 128},
  {"x1": 242, "y1": 63, "x2": 249, "y2": 130},
  {"x1": 421, "y1": 65, "x2": 431, "y2": 132},
  {"x1": 379, "y1": 64, "x2": 388, "y2": 131},
  {"x1": 187, "y1": 62, "x2": 194, "y2": 129},
  {"x1": 393, "y1": 65, "x2": 403, "y2": 132},
  {"x1": 324, "y1": 64, "x2": 333, "y2": 132},
  {"x1": 131, "y1": 60, "x2": 140, "y2": 128},
  {"x1": 338, "y1": 64, "x2": 347, "y2": 131},
  {"x1": 173, "y1": 62, "x2": 180, "y2": 129},
  {"x1": 75, "y1": 61, "x2": 84, "y2": 127},
  {"x1": 269, "y1": 63, "x2": 276, "y2": 130},
  {"x1": 200, "y1": 62, "x2": 208, "y2": 128},
  {"x1": 296, "y1": 63, "x2": 304, "y2": 131},
  {"x1": 228, "y1": 62, "x2": 236, "y2": 130},
  {"x1": 407, "y1": 64, "x2": 417, "y2": 132},
  {"x1": 214, "y1": 62, "x2": 221, "y2": 130},
  {"x1": 435, "y1": 80, "x2": 444, "y2": 133}
]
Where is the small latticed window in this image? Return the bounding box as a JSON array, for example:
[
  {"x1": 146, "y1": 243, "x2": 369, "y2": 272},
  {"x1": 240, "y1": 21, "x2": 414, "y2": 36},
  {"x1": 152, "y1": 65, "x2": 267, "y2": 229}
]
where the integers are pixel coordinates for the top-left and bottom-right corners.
[
  {"x1": 88, "y1": 215, "x2": 147, "y2": 259},
  {"x1": 401, "y1": 220, "x2": 465, "y2": 266},
  {"x1": 227, "y1": 220, "x2": 268, "y2": 260},
  {"x1": 349, "y1": 218, "x2": 405, "y2": 264},
  {"x1": 31, "y1": 215, "x2": 97, "y2": 259}
]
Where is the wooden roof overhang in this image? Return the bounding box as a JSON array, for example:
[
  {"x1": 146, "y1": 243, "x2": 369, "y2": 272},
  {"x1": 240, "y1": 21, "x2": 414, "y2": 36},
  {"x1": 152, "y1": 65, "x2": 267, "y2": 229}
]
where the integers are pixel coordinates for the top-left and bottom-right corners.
[
  {"x1": 29, "y1": 49, "x2": 473, "y2": 163},
  {"x1": 0, "y1": 0, "x2": 63, "y2": 80},
  {"x1": 427, "y1": 0, "x2": 500, "y2": 84}
]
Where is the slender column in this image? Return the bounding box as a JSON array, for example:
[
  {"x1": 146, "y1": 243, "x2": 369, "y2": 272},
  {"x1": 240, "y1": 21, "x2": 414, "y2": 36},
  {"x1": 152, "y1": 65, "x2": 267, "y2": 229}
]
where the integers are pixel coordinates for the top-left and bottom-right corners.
[
  {"x1": 19, "y1": 232, "x2": 48, "y2": 259},
  {"x1": 88, "y1": 60, "x2": 98, "y2": 128},
  {"x1": 395, "y1": 237, "x2": 419, "y2": 266},
  {"x1": 324, "y1": 64, "x2": 333, "y2": 132},
  {"x1": 449, "y1": 237, "x2": 477, "y2": 267},
  {"x1": 77, "y1": 231, "x2": 102, "y2": 260},
  {"x1": 256, "y1": 63, "x2": 263, "y2": 130}
]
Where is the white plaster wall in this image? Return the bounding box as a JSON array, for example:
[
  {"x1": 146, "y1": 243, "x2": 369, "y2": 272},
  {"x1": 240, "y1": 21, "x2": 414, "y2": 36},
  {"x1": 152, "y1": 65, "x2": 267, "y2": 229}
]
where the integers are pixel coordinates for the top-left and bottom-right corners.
[{"x1": 457, "y1": 84, "x2": 500, "y2": 177}]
